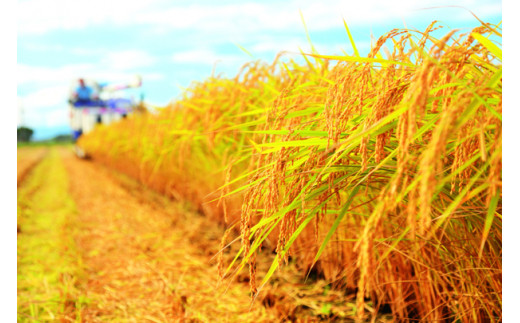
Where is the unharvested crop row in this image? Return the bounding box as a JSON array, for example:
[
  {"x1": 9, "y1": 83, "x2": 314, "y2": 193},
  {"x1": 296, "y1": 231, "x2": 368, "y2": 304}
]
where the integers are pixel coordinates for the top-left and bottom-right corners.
[{"x1": 79, "y1": 21, "x2": 502, "y2": 322}]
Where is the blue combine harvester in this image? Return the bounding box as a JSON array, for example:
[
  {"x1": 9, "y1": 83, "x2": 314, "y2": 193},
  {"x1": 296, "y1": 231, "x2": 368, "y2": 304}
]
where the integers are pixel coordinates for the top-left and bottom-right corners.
[{"x1": 69, "y1": 76, "x2": 142, "y2": 157}]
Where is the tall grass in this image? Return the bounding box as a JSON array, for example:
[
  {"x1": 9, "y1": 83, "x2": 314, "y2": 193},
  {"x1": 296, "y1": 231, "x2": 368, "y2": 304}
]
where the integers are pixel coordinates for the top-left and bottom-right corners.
[{"x1": 79, "y1": 21, "x2": 502, "y2": 322}]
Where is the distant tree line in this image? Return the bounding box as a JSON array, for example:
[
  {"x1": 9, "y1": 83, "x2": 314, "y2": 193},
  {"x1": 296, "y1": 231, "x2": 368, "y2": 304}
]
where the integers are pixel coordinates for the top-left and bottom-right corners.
[
  {"x1": 17, "y1": 126, "x2": 33, "y2": 142},
  {"x1": 52, "y1": 134, "x2": 73, "y2": 142},
  {"x1": 17, "y1": 126, "x2": 73, "y2": 143}
]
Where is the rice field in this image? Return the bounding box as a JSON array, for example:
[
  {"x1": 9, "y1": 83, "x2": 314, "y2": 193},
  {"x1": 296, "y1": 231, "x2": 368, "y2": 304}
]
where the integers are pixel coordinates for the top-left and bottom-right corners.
[{"x1": 73, "y1": 20, "x2": 502, "y2": 322}]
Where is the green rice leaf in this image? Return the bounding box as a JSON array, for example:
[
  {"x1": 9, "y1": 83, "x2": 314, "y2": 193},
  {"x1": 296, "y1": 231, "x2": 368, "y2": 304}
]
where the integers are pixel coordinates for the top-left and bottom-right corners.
[
  {"x1": 479, "y1": 192, "x2": 500, "y2": 259},
  {"x1": 343, "y1": 19, "x2": 360, "y2": 57},
  {"x1": 472, "y1": 32, "x2": 502, "y2": 61},
  {"x1": 234, "y1": 42, "x2": 254, "y2": 58},
  {"x1": 258, "y1": 138, "x2": 328, "y2": 148},
  {"x1": 242, "y1": 130, "x2": 329, "y2": 137},
  {"x1": 303, "y1": 53, "x2": 416, "y2": 68},
  {"x1": 312, "y1": 185, "x2": 361, "y2": 265}
]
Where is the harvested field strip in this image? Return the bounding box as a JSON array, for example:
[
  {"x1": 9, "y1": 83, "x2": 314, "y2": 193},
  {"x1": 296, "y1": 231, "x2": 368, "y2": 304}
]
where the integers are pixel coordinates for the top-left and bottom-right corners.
[
  {"x1": 17, "y1": 146, "x2": 48, "y2": 186},
  {"x1": 17, "y1": 147, "x2": 84, "y2": 321},
  {"x1": 61, "y1": 148, "x2": 280, "y2": 322}
]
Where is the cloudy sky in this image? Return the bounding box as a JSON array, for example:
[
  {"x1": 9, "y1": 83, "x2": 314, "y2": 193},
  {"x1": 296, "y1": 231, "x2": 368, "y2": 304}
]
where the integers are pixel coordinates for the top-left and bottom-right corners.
[{"x1": 16, "y1": 0, "x2": 501, "y2": 140}]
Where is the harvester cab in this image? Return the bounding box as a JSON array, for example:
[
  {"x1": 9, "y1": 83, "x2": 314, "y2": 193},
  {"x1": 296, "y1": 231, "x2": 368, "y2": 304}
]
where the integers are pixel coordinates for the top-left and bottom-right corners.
[{"x1": 69, "y1": 75, "x2": 142, "y2": 157}]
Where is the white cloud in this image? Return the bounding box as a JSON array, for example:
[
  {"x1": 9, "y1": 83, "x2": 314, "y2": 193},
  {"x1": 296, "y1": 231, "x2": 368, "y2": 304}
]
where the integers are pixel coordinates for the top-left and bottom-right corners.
[
  {"x1": 101, "y1": 50, "x2": 158, "y2": 71},
  {"x1": 172, "y1": 48, "x2": 243, "y2": 65},
  {"x1": 18, "y1": 0, "x2": 501, "y2": 36},
  {"x1": 18, "y1": 85, "x2": 70, "y2": 128},
  {"x1": 21, "y1": 85, "x2": 69, "y2": 110},
  {"x1": 22, "y1": 107, "x2": 69, "y2": 128},
  {"x1": 452, "y1": 3, "x2": 503, "y2": 21},
  {"x1": 250, "y1": 40, "x2": 309, "y2": 54},
  {"x1": 18, "y1": 54, "x2": 163, "y2": 88},
  {"x1": 17, "y1": 64, "x2": 93, "y2": 85},
  {"x1": 17, "y1": 50, "x2": 158, "y2": 88},
  {"x1": 44, "y1": 108, "x2": 70, "y2": 128},
  {"x1": 141, "y1": 73, "x2": 166, "y2": 81},
  {"x1": 249, "y1": 39, "x2": 371, "y2": 56},
  {"x1": 18, "y1": 0, "x2": 161, "y2": 35}
]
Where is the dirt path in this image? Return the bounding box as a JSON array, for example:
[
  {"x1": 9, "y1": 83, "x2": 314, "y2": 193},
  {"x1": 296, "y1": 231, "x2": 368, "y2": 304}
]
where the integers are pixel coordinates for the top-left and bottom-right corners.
[{"x1": 59, "y1": 147, "x2": 279, "y2": 322}]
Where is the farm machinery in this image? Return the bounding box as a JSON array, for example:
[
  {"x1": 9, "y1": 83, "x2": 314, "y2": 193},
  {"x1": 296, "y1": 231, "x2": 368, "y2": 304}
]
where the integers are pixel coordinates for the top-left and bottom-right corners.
[{"x1": 69, "y1": 76, "x2": 143, "y2": 157}]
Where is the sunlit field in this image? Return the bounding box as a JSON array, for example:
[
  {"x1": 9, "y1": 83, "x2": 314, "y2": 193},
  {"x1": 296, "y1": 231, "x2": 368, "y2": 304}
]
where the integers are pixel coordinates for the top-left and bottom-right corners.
[{"x1": 19, "y1": 20, "x2": 502, "y2": 322}]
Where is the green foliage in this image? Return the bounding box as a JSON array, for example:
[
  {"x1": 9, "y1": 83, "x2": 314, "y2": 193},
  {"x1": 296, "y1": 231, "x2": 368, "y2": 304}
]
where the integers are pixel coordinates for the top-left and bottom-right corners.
[{"x1": 17, "y1": 126, "x2": 34, "y2": 142}]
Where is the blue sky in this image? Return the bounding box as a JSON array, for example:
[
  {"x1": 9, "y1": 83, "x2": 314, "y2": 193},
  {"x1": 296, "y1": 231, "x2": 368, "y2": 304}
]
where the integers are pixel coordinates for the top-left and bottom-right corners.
[{"x1": 17, "y1": 0, "x2": 502, "y2": 140}]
